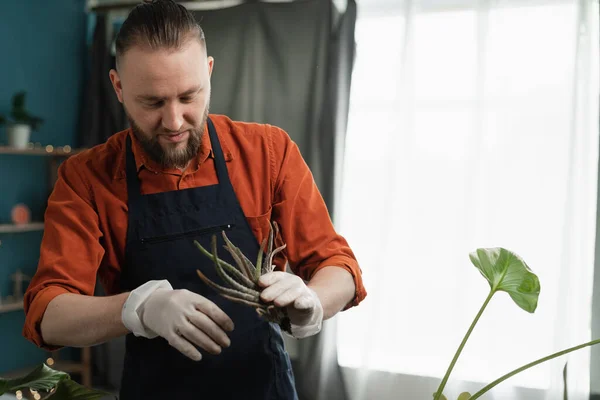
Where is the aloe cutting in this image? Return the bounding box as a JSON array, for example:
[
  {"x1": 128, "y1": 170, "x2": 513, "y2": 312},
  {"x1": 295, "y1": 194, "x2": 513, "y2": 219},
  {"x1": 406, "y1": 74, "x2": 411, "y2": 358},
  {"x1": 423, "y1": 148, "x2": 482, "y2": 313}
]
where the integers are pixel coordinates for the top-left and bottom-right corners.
[
  {"x1": 194, "y1": 220, "x2": 292, "y2": 333},
  {"x1": 433, "y1": 247, "x2": 540, "y2": 400}
]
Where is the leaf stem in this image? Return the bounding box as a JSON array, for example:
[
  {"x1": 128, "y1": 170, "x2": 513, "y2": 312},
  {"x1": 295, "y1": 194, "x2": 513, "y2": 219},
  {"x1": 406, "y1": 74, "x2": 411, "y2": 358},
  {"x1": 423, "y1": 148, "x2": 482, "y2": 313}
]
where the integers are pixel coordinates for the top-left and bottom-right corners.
[
  {"x1": 563, "y1": 362, "x2": 568, "y2": 400},
  {"x1": 469, "y1": 338, "x2": 600, "y2": 399},
  {"x1": 434, "y1": 290, "x2": 495, "y2": 400}
]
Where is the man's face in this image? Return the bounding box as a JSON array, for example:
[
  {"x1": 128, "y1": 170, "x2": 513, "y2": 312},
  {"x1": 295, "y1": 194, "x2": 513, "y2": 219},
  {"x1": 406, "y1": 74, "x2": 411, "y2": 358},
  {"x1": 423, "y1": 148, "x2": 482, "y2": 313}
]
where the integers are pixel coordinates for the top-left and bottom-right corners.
[{"x1": 109, "y1": 38, "x2": 214, "y2": 169}]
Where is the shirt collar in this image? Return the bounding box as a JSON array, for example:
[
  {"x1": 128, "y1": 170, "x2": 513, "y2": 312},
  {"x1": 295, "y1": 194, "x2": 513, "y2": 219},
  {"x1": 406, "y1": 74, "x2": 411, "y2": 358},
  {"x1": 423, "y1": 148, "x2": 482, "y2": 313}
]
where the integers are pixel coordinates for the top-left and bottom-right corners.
[{"x1": 114, "y1": 118, "x2": 233, "y2": 180}]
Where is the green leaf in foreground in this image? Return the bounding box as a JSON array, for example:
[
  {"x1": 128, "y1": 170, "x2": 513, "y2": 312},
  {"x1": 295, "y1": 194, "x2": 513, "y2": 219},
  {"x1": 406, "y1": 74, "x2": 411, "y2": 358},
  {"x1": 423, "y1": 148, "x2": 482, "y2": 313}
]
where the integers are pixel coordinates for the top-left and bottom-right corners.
[
  {"x1": 48, "y1": 379, "x2": 111, "y2": 400},
  {"x1": 434, "y1": 248, "x2": 540, "y2": 400},
  {"x1": 469, "y1": 247, "x2": 540, "y2": 313},
  {"x1": 0, "y1": 364, "x2": 68, "y2": 395}
]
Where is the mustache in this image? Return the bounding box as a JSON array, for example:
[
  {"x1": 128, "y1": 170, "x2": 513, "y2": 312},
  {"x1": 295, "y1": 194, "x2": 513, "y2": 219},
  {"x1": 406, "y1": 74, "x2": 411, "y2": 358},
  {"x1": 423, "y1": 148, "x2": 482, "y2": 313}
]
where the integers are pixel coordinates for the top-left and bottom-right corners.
[{"x1": 158, "y1": 129, "x2": 191, "y2": 135}]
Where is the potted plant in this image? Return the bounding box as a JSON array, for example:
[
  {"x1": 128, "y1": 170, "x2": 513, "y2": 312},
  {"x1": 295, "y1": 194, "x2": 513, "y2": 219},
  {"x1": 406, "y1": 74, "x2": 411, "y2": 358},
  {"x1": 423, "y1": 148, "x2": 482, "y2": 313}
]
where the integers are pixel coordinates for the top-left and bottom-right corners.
[{"x1": 0, "y1": 91, "x2": 43, "y2": 149}]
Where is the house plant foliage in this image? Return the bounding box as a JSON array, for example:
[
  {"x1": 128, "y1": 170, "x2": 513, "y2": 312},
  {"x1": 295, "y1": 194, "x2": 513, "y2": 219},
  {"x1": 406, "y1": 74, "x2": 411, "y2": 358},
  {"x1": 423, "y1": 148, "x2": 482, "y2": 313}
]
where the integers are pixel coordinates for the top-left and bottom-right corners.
[{"x1": 0, "y1": 91, "x2": 44, "y2": 149}]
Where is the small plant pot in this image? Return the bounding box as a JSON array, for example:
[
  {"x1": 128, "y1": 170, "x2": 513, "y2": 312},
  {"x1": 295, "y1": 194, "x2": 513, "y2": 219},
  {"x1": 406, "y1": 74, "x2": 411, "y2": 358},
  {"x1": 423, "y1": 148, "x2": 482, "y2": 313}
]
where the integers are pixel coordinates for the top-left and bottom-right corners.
[{"x1": 7, "y1": 123, "x2": 31, "y2": 149}]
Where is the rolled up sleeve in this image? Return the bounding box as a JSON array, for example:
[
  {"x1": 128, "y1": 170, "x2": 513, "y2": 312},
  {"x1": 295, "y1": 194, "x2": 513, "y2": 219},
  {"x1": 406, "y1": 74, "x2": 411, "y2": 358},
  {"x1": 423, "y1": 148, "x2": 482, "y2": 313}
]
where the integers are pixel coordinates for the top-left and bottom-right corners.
[
  {"x1": 23, "y1": 155, "x2": 105, "y2": 350},
  {"x1": 269, "y1": 126, "x2": 367, "y2": 309}
]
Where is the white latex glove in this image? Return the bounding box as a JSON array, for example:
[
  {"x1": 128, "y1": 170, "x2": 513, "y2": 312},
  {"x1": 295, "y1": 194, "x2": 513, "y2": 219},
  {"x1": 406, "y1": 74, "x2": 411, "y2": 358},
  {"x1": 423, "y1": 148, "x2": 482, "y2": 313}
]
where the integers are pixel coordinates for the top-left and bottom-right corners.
[
  {"x1": 123, "y1": 280, "x2": 234, "y2": 361},
  {"x1": 258, "y1": 271, "x2": 323, "y2": 339}
]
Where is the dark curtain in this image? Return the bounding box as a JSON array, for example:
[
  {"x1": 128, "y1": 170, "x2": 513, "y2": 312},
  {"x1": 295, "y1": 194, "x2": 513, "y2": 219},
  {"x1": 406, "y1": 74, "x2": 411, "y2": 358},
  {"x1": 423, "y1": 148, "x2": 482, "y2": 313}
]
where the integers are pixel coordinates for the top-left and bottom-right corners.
[
  {"x1": 81, "y1": 2, "x2": 357, "y2": 399},
  {"x1": 78, "y1": 14, "x2": 127, "y2": 148},
  {"x1": 189, "y1": 0, "x2": 356, "y2": 213},
  {"x1": 285, "y1": 4, "x2": 357, "y2": 400}
]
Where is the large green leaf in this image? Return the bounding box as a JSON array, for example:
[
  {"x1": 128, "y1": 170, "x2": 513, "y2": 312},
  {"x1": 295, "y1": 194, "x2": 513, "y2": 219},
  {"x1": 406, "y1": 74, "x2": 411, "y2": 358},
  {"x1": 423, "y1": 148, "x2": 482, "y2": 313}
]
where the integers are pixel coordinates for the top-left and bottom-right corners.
[
  {"x1": 0, "y1": 364, "x2": 68, "y2": 395},
  {"x1": 48, "y1": 379, "x2": 111, "y2": 400},
  {"x1": 469, "y1": 247, "x2": 540, "y2": 313}
]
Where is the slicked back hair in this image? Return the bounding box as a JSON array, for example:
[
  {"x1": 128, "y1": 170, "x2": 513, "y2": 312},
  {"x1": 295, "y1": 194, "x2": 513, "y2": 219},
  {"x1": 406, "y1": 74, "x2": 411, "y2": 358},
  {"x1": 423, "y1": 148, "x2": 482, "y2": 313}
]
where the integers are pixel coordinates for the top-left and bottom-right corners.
[{"x1": 115, "y1": 0, "x2": 206, "y2": 69}]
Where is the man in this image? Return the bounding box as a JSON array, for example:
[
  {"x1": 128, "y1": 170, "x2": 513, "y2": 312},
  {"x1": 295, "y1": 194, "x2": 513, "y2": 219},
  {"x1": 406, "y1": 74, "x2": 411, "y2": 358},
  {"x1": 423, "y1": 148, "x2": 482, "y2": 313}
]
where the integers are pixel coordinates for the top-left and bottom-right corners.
[{"x1": 23, "y1": 1, "x2": 366, "y2": 399}]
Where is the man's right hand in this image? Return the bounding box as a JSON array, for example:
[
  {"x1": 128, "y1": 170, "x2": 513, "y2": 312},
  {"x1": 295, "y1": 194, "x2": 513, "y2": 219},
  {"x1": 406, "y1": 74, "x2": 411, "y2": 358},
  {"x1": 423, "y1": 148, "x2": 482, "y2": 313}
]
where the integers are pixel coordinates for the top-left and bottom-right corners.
[{"x1": 138, "y1": 288, "x2": 234, "y2": 361}]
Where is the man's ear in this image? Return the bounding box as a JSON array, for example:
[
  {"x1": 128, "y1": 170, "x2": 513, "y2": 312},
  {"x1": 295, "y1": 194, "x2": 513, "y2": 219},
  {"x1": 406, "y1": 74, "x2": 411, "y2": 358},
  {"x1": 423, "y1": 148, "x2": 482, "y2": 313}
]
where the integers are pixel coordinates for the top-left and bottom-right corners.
[
  {"x1": 109, "y1": 69, "x2": 124, "y2": 103},
  {"x1": 208, "y1": 56, "x2": 214, "y2": 78}
]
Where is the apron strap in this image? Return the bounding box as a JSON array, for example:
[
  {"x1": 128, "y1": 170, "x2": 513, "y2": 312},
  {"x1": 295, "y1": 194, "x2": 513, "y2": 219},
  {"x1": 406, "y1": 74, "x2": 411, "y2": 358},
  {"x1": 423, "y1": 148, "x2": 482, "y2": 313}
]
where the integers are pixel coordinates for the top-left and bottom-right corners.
[
  {"x1": 207, "y1": 117, "x2": 231, "y2": 190},
  {"x1": 125, "y1": 134, "x2": 143, "y2": 223},
  {"x1": 206, "y1": 118, "x2": 259, "y2": 241}
]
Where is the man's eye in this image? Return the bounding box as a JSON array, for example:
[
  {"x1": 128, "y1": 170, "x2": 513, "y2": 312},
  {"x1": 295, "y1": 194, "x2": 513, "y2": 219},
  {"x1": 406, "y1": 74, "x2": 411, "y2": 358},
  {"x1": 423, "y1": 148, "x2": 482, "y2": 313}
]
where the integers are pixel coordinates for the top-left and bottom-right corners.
[
  {"x1": 180, "y1": 97, "x2": 193, "y2": 103},
  {"x1": 146, "y1": 101, "x2": 162, "y2": 108}
]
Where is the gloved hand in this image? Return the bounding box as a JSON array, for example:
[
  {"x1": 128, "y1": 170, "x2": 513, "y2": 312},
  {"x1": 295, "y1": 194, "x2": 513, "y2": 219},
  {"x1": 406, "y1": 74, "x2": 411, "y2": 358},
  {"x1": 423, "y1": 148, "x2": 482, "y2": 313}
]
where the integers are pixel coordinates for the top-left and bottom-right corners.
[
  {"x1": 122, "y1": 280, "x2": 234, "y2": 361},
  {"x1": 258, "y1": 271, "x2": 323, "y2": 338}
]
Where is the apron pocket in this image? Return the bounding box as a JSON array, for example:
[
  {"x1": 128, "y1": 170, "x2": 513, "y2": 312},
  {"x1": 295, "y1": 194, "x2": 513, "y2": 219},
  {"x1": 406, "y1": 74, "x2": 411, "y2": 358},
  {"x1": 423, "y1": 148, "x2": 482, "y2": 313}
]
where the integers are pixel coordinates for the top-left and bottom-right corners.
[{"x1": 140, "y1": 223, "x2": 234, "y2": 244}]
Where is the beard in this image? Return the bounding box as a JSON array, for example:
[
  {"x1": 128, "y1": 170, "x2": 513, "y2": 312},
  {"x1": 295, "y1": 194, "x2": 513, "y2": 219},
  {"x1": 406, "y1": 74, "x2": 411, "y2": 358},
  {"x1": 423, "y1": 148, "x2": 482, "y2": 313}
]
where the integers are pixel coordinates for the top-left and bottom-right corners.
[{"x1": 125, "y1": 104, "x2": 209, "y2": 170}]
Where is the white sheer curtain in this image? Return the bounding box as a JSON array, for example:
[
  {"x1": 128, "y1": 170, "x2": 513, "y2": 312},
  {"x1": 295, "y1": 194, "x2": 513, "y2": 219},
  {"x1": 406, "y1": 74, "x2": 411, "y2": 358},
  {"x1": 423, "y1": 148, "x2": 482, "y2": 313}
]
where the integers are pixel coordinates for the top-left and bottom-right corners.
[{"x1": 335, "y1": 0, "x2": 600, "y2": 399}]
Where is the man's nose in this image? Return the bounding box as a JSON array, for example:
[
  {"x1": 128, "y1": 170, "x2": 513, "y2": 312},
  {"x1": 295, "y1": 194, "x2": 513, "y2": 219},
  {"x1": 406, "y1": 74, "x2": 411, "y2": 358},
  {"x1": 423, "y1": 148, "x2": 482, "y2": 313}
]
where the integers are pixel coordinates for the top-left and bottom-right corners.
[{"x1": 161, "y1": 102, "x2": 184, "y2": 132}]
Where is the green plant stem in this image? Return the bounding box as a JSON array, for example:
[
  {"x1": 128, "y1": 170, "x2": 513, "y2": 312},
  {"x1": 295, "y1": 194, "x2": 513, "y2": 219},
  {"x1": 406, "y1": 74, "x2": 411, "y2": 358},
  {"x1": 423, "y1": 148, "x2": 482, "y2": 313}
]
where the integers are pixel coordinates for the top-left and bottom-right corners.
[
  {"x1": 434, "y1": 290, "x2": 495, "y2": 400},
  {"x1": 563, "y1": 362, "x2": 568, "y2": 400},
  {"x1": 469, "y1": 338, "x2": 600, "y2": 399}
]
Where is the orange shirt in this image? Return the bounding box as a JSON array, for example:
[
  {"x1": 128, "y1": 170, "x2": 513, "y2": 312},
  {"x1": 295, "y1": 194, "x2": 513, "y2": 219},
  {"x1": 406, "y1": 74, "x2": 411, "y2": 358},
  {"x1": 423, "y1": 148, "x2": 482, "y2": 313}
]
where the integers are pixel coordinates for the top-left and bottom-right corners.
[{"x1": 23, "y1": 114, "x2": 366, "y2": 349}]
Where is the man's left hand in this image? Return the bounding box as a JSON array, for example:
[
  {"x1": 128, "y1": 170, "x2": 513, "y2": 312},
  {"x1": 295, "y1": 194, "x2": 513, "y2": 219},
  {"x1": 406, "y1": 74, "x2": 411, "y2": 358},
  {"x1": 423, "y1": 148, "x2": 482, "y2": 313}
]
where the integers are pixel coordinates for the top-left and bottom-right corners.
[{"x1": 258, "y1": 271, "x2": 323, "y2": 338}]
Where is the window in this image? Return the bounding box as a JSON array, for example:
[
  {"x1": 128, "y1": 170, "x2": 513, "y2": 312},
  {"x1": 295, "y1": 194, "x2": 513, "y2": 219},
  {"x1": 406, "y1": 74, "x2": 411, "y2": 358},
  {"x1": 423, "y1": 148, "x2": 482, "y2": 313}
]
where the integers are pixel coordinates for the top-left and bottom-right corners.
[{"x1": 337, "y1": 0, "x2": 599, "y2": 393}]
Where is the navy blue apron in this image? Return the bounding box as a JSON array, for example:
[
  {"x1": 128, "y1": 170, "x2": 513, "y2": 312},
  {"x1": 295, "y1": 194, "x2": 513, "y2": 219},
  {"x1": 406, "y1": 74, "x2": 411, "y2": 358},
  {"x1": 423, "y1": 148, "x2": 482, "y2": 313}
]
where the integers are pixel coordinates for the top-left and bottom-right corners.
[{"x1": 118, "y1": 117, "x2": 298, "y2": 399}]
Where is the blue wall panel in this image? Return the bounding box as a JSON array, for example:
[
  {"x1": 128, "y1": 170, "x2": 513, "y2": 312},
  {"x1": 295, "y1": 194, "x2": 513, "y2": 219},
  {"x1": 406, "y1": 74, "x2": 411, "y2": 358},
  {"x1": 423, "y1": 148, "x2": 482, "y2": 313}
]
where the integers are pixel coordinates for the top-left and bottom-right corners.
[{"x1": 0, "y1": 0, "x2": 87, "y2": 373}]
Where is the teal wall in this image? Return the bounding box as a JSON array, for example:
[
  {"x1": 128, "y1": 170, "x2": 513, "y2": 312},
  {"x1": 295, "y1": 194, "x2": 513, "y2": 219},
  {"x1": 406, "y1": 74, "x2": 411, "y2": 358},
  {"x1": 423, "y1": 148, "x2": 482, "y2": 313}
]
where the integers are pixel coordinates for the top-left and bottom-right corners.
[{"x1": 0, "y1": 0, "x2": 87, "y2": 373}]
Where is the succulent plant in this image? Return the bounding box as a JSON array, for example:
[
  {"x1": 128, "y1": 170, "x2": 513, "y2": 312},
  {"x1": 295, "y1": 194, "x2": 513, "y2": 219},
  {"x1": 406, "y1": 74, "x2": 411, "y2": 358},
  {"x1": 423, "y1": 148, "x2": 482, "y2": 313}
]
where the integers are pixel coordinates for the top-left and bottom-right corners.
[{"x1": 194, "y1": 221, "x2": 292, "y2": 334}]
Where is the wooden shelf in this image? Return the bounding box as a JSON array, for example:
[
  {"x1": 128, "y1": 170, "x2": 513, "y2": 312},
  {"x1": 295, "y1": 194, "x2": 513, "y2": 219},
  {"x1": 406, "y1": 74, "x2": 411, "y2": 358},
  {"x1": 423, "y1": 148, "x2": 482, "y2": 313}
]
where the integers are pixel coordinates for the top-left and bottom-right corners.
[
  {"x1": 0, "y1": 145, "x2": 85, "y2": 156},
  {"x1": 0, "y1": 300, "x2": 24, "y2": 313},
  {"x1": 0, "y1": 223, "x2": 44, "y2": 233}
]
